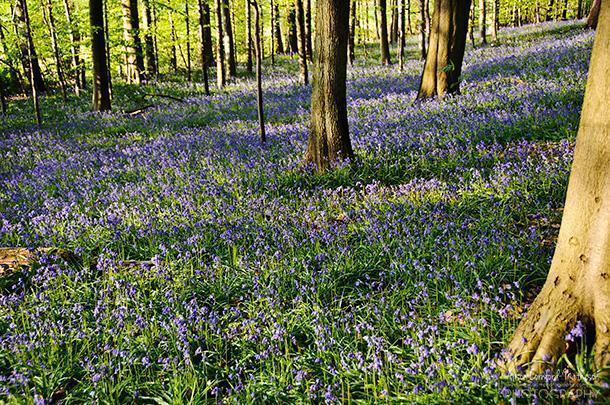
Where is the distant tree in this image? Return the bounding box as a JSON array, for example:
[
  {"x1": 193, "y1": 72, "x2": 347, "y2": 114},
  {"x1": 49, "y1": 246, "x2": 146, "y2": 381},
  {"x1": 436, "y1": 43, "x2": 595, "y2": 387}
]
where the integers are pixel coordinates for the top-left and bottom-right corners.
[
  {"x1": 399, "y1": 0, "x2": 406, "y2": 70},
  {"x1": 121, "y1": 0, "x2": 145, "y2": 84},
  {"x1": 223, "y1": 0, "x2": 236, "y2": 77},
  {"x1": 305, "y1": 0, "x2": 353, "y2": 171},
  {"x1": 62, "y1": 0, "x2": 84, "y2": 93},
  {"x1": 479, "y1": 0, "x2": 487, "y2": 45},
  {"x1": 305, "y1": 0, "x2": 312, "y2": 61},
  {"x1": 491, "y1": 0, "x2": 498, "y2": 41},
  {"x1": 41, "y1": 0, "x2": 67, "y2": 100},
  {"x1": 185, "y1": 1, "x2": 192, "y2": 82},
  {"x1": 348, "y1": 0, "x2": 357, "y2": 65},
  {"x1": 246, "y1": 0, "x2": 253, "y2": 72},
  {"x1": 287, "y1": 6, "x2": 298, "y2": 54},
  {"x1": 379, "y1": 0, "x2": 392, "y2": 64},
  {"x1": 198, "y1": 0, "x2": 210, "y2": 94},
  {"x1": 250, "y1": 0, "x2": 266, "y2": 143},
  {"x1": 274, "y1": 4, "x2": 284, "y2": 54},
  {"x1": 90, "y1": 0, "x2": 111, "y2": 111},
  {"x1": 295, "y1": 0, "x2": 309, "y2": 84},
  {"x1": 142, "y1": 0, "x2": 158, "y2": 78},
  {"x1": 13, "y1": 0, "x2": 46, "y2": 93},
  {"x1": 587, "y1": 0, "x2": 601, "y2": 28},
  {"x1": 169, "y1": 11, "x2": 178, "y2": 73},
  {"x1": 419, "y1": 0, "x2": 426, "y2": 59},
  {"x1": 215, "y1": 0, "x2": 226, "y2": 87},
  {"x1": 504, "y1": 1, "x2": 610, "y2": 375},
  {"x1": 417, "y1": 0, "x2": 471, "y2": 99}
]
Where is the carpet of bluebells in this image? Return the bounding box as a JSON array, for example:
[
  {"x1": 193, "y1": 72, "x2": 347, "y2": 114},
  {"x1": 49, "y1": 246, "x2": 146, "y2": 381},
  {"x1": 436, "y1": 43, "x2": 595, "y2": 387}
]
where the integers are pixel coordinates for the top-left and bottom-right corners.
[{"x1": 0, "y1": 21, "x2": 601, "y2": 402}]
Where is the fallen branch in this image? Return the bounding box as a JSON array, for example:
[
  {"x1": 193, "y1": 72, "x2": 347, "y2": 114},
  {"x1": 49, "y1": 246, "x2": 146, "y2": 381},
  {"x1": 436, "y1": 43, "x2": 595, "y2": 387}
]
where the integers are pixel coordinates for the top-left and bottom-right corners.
[{"x1": 125, "y1": 104, "x2": 156, "y2": 116}]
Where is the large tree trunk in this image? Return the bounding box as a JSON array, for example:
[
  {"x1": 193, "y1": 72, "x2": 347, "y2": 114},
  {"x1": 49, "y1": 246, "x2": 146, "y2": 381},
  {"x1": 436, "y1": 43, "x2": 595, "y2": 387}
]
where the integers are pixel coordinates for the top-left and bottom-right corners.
[
  {"x1": 305, "y1": 0, "x2": 353, "y2": 172},
  {"x1": 504, "y1": 1, "x2": 610, "y2": 375},
  {"x1": 198, "y1": 0, "x2": 210, "y2": 94},
  {"x1": 142, "y1": 0, "x2": 157, "y2": 78},
  {"x1": 251, "y1": 0, "x2": 266, "y2": 143},
  {"x1": 379, "y1": 0, "x2": 392, "y2": 64},
  {"x1": 348, "y1": 0, "x2": 357, "y2": 65},
  {"x1": 419, "y1": 0, "x2": 426, "y2": 59},
  {"x1": 215, "y1": 0, "x2": 226, "y2": 87},
  {"x1": 274, "y1": 4, "x2": 284, "y2": 54},
  {"x1": 479, "y1": 0, "x2": 487, "y2": 45},
  {"x1": 287, "y1": 6, "x2": 298, "y2": 54},
  {"x1": 296, "y1": 0, "x2": 309, "y2": 85},
  {"x1": 42, "y1": 0, "x2": 68, "y2": 100},
  {"x1": 121, "y1": 0, "x2": 145, "y2": 84},
  {"x1": 223, "y1": 0, "x2": 236, "y2": 77},
  {"x1": 14, "y1": 0, "x2": 46, "y2": 93},
  {"x1": 587, "y1": 0, "x2": 601, "y2": 28},
  {"x1": 90, "y1": 0, "x2": 111, "y2": 111},
  {"x1": 417, "y1": 0, "x2": 471, "y2": 99},
  {"x1": 62, "y1": 0, "x2": 83, "y2": 93}
]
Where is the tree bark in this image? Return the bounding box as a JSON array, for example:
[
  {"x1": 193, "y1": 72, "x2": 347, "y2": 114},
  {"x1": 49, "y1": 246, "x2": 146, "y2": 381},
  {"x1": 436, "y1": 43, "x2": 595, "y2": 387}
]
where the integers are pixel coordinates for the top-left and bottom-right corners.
[
  {"x1": 223, "y1": 0, "x2": 236, "y2": 77},
  {"x1": 215, "y1": 0, "x2": 226, "y2": 87},
  {"x1": 186, "y1": 2, "x2": 192, "y2": 82},
  {"x1": 296, "y1": 0, "x2": 309, "y2": 85},
  {"x1": 41, "y1": 0, "x2": 68, "y2": 100},
  {"x1": 270, "y1": 0, "x2": 275, "y2": 64},
  {"x1": 379, "y1": 0, "x2": 392, "y2": 64},
  {"x1": 390, "y1": 0, "x2": 399, "y2": 43},
  {"x1": 121, "y1": 0, "x2": 145, "y2": 84},
  {"x1": 198, "y1": 0, "x2": 210, "y2": 94},
  {"x1": 349, "y1": 0, "x2": 357, "y2": 65},
  {"x1": 399, "y1": 0, "x2": 405, "y2": 71},
  {"x1": 479, "y1": 0, "x2": 487, "y2": 45},
  {"x1": 587, "y1": 0, "x2": 601, "y2": 28},
  {"x1": 504, "y1": 1, "x2": 610, "y2": 375},
  {"x1": 491, "y1": 0, "x2": 498, "y2": 41},
  {"x1": 246, "y1": 0, "x2": 253, "y2": 71},
  {"x1": 305, "y1": 0, "x2": 353, "y2": 172},
  {"x1": 62, "y1": 0, "x2": 83, "y2": 93},
  {"x1": 419, "y1": 0, "x2": 426, "y2": 59},
  {"x1": 417, "y1": 0, "x2": 471, "y2": 99},
  {"x1": 90, "y1": 0, "x2": 111, "y2": 111},
  {"x1": 142, "y1": 0, "x2": 157, "y2": 78},
  {"x1": 14, "y1": 0, "x2": 46, "y2": 93},
  {"x1": 287, "y1": 6, "x2": 298, "y2": 54},
  {"x1": 274, "y1": 4, "x2": 284, "y2": 53},
  {"x1": 305, "y1": 0, "x2": 313, "y2": 61},
  {"x1": 251, "y1": 0, "x2": 266, "y2": 144}
]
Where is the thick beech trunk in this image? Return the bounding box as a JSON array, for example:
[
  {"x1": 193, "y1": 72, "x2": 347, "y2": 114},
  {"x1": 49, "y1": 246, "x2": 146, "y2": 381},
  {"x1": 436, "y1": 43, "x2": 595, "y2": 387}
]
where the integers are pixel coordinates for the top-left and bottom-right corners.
[
  {"x1": 90, "y1": 0, "x2": 111, "y2": 111},
  {"x1": 296, "y1": 0, "x2": 309, "y2": 85},
  {"x1": 504, "y1": 1, "x2": 610, "y2": 375},
  {"x1": 223, "y1": 0, "x2": 236, "y2": 77},
  {"x1": 587, "y1": 0, "x2": 601, "y2": 28},
  {"x1": 14, "y1": 0, "x2": 46, "y2": 93},
  {"x1": 379, "y1": 0, "x2": 392, "y2": 64},
  {"x1": 198, "y1": 0, "x2": 210, "y2": 94},
  {"x1": 417, "y1": 0, "x2": 471, "y2": 99},
  {"x1": 305, "y1": 0, "x2": 353, "y2": 171},
  {"x1": 215, "y1": 0, "x2": 226, "y2": 87}
]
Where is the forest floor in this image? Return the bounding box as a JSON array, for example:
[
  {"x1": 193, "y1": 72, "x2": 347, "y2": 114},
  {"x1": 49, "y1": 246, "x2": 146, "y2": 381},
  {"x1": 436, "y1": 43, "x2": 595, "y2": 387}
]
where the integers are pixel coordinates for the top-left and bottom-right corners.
[{"x1": 0, "y1": 20, "x2": 602, "y2": 403}]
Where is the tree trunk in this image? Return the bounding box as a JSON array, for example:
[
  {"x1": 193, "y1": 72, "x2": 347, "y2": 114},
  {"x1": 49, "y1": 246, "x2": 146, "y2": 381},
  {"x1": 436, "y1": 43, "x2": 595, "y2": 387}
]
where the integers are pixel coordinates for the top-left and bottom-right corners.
[
  {"x1": 198, "y1": 0, "x2": 210, "y2": 94},
  {"x1": 546, "y1": 0, "x2": 555, "y2": 21},
  {"x1": 479, "y1": 0, "x2": 487, "y2": 45},
  {"x1": 251, "y1": 0, "x2": 266, "y2": 144},
  {"x1": 14, "y1": 0, "x2": 46, "y2": 93},
  {"x1": 62, "y1": 0, "x2": 82, "y2": 94},
  {"x1": 417, "y1": 0, "x2": 471, "y2": 99},
  {"x1": 41, "y1": 0, "x2": 68, "y2": 100},
  {"x1": 390, "y1": 0, "x2": 399, "y2": 43},
  {"x1": 305, "y1": 0, "x2": 313, "y2": 61},
  {"x1": 270, "y1": 0, "x2": 275, "y2": 64},
  {"x1": 491, "y1": 0, "x2": 498, "y2": 41},
  {"x1": 296, "y1": 0, "x2": 309, "y2": 85},
  {"x1": 103, "y1": 0, "x2": 110, "y2": 95},
  {"x1": 215, "y1": 0, "x2": 226, "y2": 87},
  {"x1": 274, "y1": 4, "x2": 284, "y2": 53},
  {"x1": 169, "y1": 12, "x2": 178, "y2": 73},
  {"x1": 223, "y1": 0, "x2": 236, "y2": 77},
  {"x1": 91, "y1": 0, "x2": 111, "y2": 111},
  {"x1": 577, "y1": 0, "x2": 583, "y2": 19},
  {"x1": 0, "y1": 77, "x2": 6, "y2": 115},
  {"x1": 186, "y1": 2, "x2": 192, "y2": 82},
  {"x1": 379, "y1": 0, "x2": 392, "y2": 64},
  {"x1": 349, "y1": 0, "x2": 357, "y2": 65},
  {"x1": 399, "y1": 0, "x2": 405, "y2": 71},
  {"x1": 407, "y1": 0, "x2": 412, "y2": 34},
  {"x1": 305, "y1": 0, "x2": 353, "y2": 172},
  {"x1": 21, "y1": 0, "x2": 41, "y2": 124},
  {"x1": 121, "y1": 0, "x2": 145, "y2": 84},
  {"x1": 142, "y1": 0, "x2": 157, "y2": 78},
  {"x1": 287, "y1": 6, "x2": 298, "y2": 54},
  {"x1": 504, "y1": 1, "x2": 610, "y2": 375},
  {"x1": 419, "y1": 0, "x2": 426, "y2": 59},
  {"x1": 469, "y1": 1, "x2": 476, "y2": 48},
  {"x1": 246, "y1": 0, "x2": 253, "y2": 71},
  {"x1": 587, "y1": 0, "x2": 601, "y2": 28}
]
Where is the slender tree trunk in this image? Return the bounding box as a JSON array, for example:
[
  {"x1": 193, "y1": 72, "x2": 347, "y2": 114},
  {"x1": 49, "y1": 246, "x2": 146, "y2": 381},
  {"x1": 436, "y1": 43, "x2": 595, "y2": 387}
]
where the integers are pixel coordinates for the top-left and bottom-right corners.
[
  {"x1": 202, "y1": 3, "x2": 214, "y2": 67},
  {"x1": 21, "y1": 0, "x2": 40, "y2": 124},
  {"x1": 417, "y1": 0, "x2": 471, "y2": 99},
  {"x1": 14, "y1": 0, "x2": 46, "y2": 93},
  {"x1": 305, "y1": 0, "x2": 353, "y2": 171},
  {"x1": 469, "y1": 1, "x2": 476, "y2": 48},
  {"x1": 186, "y1": 2, "x2": 192, "y2": 82},
  {"x1": 62, "y1": 0, "x2": 82, "y2": 94},
  {"x1": 419, "y1": 0, "x2": 426, "y2": 59},
  {"x1": 479, "y1": 0, "x2": 487, "y2": 45},
  {"x1": 0, "y1": 77, "x2": 6, "y2": 115},
  {"x1": 491, "y1": 0, "x2": 498, "y2": 41},
  {"x1": 41, "y1": 0, "x2": 68, "y2": 100},
  {"x1": 142, "y1": 0, "x2": 157, "y2": 78},
  {"x1": 274, "y1": 4, "x2": 284, "y2": 53},
  {"x1": 91, "y1": 0, "x2": 111, "y2": 110},
  {"x1": 349, "y1": 0, "x2": 357, "y2": 65},
  {"x1": 215, "y1": 0, "x2": 226, "y2": 87},
  {"x1": 379, "y1": 0, "x2": 392, "y2": 64},
  {"x1": 103, "y1": 0, "x2": 111, "y2": 95},
  {"x1": 152, "y1": 0, "x2": 160, "y2": 76},
  {"x1": 198, "y1": 0, "x2": 210, "y2": 94},
  {"x1": 246, "y1": 0, "x2": 253, "y2": 71},
  {"x1": 305, "y1": 0, "x2": 312, "y2": 61},
  {"x1": 296, "y1": 0, "x2": 309, "y2": 84},
  {"x1": 407, "y1": 0, "x2": 412, "y2": 34},
  {"x1": 374, "y1": 0, "x2": 380, "y2": 39},
  {"x1": 546, "y1": 0, "x2": 555, "y2": 21},
  {"x1": 504, "y1": 1, "x2": 610, "y2": 375},
  {"x1": 587, "y1": 0, "x2": 601, "y2": 28},
  {"x1": 577, "y1": 0, "x2": 583, "y2": 19},
  {"x1": 390, "y1": 0, "x2": 399, "y2": 43},
  {"x1": 270, "y1": 0, "x2": 275, "y2": 64},
  {"x1": 251, "y1": 0, "x2": 266, "y2": 143},
  {"x1": 287, "y1": 6, "x2": 298, "y2": 54},
  {"x1": 424, "y1": 0, "x2": 430, "y2": 37},
  {"x1": 169, "y1": 12, "x2": 178, "y2": 73},
  {"x1": 399, "y1": 0, "x2": 405, "y2": 71},
  {"x1": 121, "y1": 0, "x2": 145, "y2": 84},
  {"x1": 223, "y1": 0, "x2": 236, "y2": 77}
]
